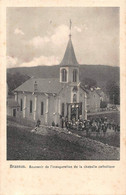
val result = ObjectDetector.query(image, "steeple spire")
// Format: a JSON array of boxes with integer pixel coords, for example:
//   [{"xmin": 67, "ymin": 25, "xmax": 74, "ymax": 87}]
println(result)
[{"xmin": 60, "ymin": 20, "xmax": 79, "ymax": 67}]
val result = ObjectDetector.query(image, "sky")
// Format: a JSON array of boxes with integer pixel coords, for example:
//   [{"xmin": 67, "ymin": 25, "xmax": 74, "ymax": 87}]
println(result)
[{"xmin": 6, "ymin": 7, "xmax": 119, "ymax": 68}]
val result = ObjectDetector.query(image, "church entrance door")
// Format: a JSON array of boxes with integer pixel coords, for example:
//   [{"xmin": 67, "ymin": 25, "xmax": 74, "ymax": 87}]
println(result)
[
  {"xmin": 67, "ymin": 103, "xmax": 82, "ymax": 121},
  {"xmin": 71, "ymin": 105, "xmax": 78, "ymax": 121},
  {"xmin": 13, "ymin": 109, "xmax": 16, "ymax": 117}
]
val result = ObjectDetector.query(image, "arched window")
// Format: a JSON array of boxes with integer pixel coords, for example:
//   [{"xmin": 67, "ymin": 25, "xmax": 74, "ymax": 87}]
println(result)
[
  {"xmin": 73, "ymin": 69, "xmax": 77, "ymax": 82},
  {"xmin": 20, "ymin": 99, "xmax": 23, "ymax": 111},
  {"xmin": 41, "ymin": 102, "xmax": 44, "ymax": 115},
  {"xmin": 73, "ymin": 94, "xmax": 77, "ymax": 103},
  {"xmin": 61, "ymin": 69, "xmax": 67, "ymax": 82},
  {"xmin": 30, "ymin": 100, "xmax": 32, "ymax": 113}
]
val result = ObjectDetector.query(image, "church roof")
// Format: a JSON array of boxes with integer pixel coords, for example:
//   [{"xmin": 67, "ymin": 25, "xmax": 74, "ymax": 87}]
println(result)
[
  {"xmin": 14, "ymin": 78, "xmax": 66, "ymax": 94},
  {"xmin": 14, "ymin": 77, "xmax": 87, "ymax": 95},
  {"xmin": 60, "ymin": 36, "xmax": 79, "ymax": 67}
]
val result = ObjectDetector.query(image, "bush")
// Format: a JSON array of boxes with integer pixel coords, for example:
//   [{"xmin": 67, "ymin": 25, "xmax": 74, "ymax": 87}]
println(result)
[
  {"xmin": 100, "ymin": 101, "xmax": 107, "ymax": 108},
  {"xmin": 52, "ymin": 121, "xmax": 55, "ymax": 126}
]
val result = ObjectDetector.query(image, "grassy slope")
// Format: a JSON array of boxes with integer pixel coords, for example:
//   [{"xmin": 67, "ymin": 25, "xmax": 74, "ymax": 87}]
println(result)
[
  {"xmin": 7, "ymin": 126, "xmax": 89, "ymax": 160},
  {"xmin": 7, "ymin": 111, "xmax": 120, "ymax": 160},
  {"xmin": 7, "ymin": 124, "xmax": 119, "ymax": 160}
]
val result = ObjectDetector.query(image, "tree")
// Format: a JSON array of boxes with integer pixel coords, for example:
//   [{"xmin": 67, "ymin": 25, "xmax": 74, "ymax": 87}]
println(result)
[
  {"xmin": 100, "ymin": 101, "xmax": 107, "ymax": 108},
  {"xmin": 106, "ymin": 80, "xmax": 120, "ymax": 105},
  {"xmin": 81, "ymin": 77, "xmax": 97, "ymax": 89},
  {"xmin": 7, "ymin": 72, "xmax": 30, "ymax": 95}
]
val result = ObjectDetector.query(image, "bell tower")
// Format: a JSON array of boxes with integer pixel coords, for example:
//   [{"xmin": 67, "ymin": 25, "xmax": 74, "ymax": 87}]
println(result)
[
  {"xmin": 60, "ymin": 20, "xmax": 79, "ymax": 84},
  {"xmin": 59, "ymin": 20, "xmax": 87, "ymax": 121}
]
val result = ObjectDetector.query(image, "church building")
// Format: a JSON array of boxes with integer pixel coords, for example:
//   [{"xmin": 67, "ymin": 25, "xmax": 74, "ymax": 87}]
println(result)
[{"xmin": 14, "ymin": 27, "xmax": 87, "ymax": 126}]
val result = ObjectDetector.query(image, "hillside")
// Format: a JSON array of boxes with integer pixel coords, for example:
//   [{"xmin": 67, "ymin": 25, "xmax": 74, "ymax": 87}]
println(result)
[
  {"xmin": 7, "ymin": 64, "xmax": 120, "ymax": 89},
  {"xmin": 7, "ymin": 116, "xmax": 119, "ymax": 160}
]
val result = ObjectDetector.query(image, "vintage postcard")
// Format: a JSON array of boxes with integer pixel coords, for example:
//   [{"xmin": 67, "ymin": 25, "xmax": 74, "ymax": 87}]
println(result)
[{"xmin": 0, "ymin": 0, "xmax": 126, "ymax": 194}]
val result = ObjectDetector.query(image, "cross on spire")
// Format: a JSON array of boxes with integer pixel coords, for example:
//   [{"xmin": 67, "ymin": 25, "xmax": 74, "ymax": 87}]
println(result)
[{"xmin": 69, "ymin": 19, "xmax": 72, "ymax": 38}]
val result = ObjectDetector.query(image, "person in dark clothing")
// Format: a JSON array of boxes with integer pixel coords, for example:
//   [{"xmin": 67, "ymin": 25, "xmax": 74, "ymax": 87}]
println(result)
[
  {"xmin": 61, "ymin": 117, "xmax": 64, "ymax": 128},
  {"xmin": 34, "ymin": 119, "xmax": 41, "ymax": 131},
  {"xmin": 65, "ymin": 116, "xmax": 68, "ymax": 128},
  {"xmin": 36, "ymin": 119, "xmax": 41, "ymax": 127}
]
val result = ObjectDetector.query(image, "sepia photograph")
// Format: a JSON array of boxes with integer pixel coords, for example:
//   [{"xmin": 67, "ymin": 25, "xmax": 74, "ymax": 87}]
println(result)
[{"xmin": 6, "ymin": 7, "xmax": 120, "ymax": 160}]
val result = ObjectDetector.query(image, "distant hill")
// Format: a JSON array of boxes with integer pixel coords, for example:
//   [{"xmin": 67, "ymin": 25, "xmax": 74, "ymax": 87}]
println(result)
[{"xmin": 7, "ymin": 64, "xmax": 120, "ymax": 89}]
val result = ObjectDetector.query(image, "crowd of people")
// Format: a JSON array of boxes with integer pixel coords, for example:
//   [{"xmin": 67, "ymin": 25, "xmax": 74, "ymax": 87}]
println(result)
[
  {"xmin": 35, "ymin": 116, "xmax": 120, "ymax": 135},
  {"xmin": 61, "ymin": 116, "xmax": 120, "ymax": 134}
]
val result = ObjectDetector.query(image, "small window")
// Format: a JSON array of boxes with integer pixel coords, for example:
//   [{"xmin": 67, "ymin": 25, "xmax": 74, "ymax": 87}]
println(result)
[
  {"xmin": 62, "ymin": 69, "xmax": 67, "ymax": 82},
  {"xmin": 30, "ymin": 100, "xmax": 32, "ymax": 113},
  {"xmin": 73, "ymin": 69, "xmax": 77, "ymax": 82},
  {"xmin": 61, "ymin": 103, "xmax": 65, "ymax": 117},
  {"xmin": 41, "ymin": 102, "xmax": 44, "ymax": 115},
  {"xmin": 20, "ymin": 99, "xmax": 23, "ymax": 111},
  {"xmin": 73, "ymin": 94, "xmax": 77, "ymax": 103}
]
